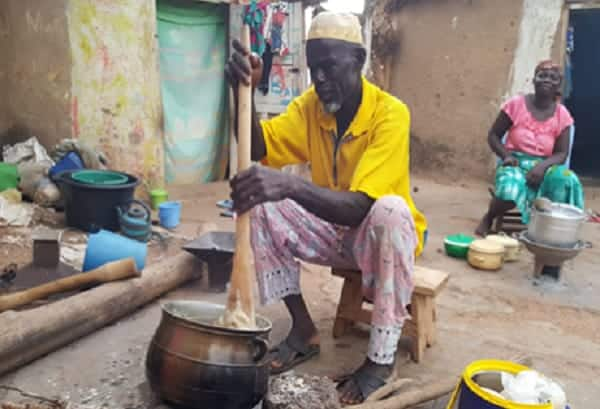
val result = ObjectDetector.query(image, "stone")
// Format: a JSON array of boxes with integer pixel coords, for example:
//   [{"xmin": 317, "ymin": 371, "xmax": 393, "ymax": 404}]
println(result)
[{"xmin": 266, "ymin": 373, "xmax": 341, "ymax": 409}]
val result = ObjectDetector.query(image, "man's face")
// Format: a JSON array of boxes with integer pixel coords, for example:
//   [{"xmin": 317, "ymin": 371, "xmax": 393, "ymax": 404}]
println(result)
[{"xmin": 306, "ymin": 39, "xmax": 363, "ymax": 114}]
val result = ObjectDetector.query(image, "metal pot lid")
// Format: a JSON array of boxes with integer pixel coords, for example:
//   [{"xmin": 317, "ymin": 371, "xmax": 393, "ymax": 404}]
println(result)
[
  {"xmin": 486, "ymin": 234, "xmax": 519, "ymax": 248},
  {"xmin": 536, "ymin": 203, "xmax": 585, "ymax": 220},
  {"xmin": 469, "ymin": 239, "xmax": 505, "ymax": 254}
]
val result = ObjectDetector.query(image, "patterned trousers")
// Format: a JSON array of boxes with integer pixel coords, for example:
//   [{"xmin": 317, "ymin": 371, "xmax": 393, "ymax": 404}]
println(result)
[{"xmin": 251, "ymin": 196, "xmax": 418, "ymax": 364}]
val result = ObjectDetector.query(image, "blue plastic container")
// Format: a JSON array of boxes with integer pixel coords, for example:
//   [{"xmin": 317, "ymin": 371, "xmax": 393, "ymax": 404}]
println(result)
[
  {"xmin": 83, "ymin": 229, "xmax": 147, "ymax": 272},
  {"xmin": 49, "ymin": 151, "xmax": 84, "ymax": 180},
  {"xmin": 158, "ymin": 201, "xmax": 181, "ymax": 229}
]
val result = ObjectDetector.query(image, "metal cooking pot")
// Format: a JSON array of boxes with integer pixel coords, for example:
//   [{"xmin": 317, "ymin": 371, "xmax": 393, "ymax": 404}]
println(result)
[
  {"xmin": 528, "ymin": 203, "xmax": 586, "ymax": 247},
  {"xmin": 146, "ymin": 301, "xmax": 272, "ymax": 409}
]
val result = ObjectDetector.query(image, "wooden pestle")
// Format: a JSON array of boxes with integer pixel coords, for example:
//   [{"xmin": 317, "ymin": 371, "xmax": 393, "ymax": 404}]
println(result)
[
  {"xmin": 0, "ymin": 258, "xmax": 139, "ymax": 313},
  {"xmin": 220, "ymin": 24, "xmax": 256, "ymax": 329}
]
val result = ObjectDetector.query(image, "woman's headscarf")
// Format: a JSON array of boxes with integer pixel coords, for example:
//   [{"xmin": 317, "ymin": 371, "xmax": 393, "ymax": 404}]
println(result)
[
  {"xmin": 534, "ymin": 60, "xmax": 562, "ymax": 100},
  {"xmin": 535, "ymin": 60, "xmax": 561, "ymax": 75}
]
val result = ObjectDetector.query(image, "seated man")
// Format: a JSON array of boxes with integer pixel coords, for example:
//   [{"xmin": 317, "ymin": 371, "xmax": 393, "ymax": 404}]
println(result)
[
  {"xmin": 226, "ymin": 12, "xmax": 427, "ymax": 404},
  {"xmin": 476, "ymin": 60, "xmax": 584, "ymax": 236}
]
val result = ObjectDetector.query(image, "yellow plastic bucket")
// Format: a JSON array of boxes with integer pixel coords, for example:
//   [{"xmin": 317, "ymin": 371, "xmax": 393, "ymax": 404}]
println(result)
[{"xmin": 446, "ymin": 360, "xmax": 553, "ymax": 409}]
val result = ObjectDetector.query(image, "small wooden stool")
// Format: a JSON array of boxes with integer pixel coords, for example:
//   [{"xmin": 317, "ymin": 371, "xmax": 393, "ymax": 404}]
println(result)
[{"xmin": 332, "ymin": 266, "xmax": 449, "ymax": 363}]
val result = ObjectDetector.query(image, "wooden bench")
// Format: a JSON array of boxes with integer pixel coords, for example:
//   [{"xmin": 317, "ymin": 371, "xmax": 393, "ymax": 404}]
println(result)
[{"xmin": 332, "ymin": 266, "xmax": 449, "ymax": 363}]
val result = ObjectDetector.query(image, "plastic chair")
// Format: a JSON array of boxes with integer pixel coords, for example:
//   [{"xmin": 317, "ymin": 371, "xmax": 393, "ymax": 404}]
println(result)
[{"xmin": 497, "ymin": 125, "xmax": 575, "ymax": 168}]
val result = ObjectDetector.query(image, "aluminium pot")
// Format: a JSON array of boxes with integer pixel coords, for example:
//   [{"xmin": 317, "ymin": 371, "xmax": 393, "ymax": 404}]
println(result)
[
  {"xmin": 145, "ymin": 301, "xmax": 272, "ymax": 409},
  {"xmin": 528, "ymin": 203, "xmax": 586, "ymax": 247}
]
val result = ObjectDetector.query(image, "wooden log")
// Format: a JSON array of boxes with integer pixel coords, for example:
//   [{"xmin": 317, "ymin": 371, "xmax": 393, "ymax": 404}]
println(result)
[
  {"xmin": 0, "ymin": 258, "xmax": 139, "ymax": 313},
  {"xmin": 0, "ymin": 252, "xmax": 200, "ymax": 377},
  {"xmin": 348, "ymin": 377, "xmax": 457, "ymax": 409}
]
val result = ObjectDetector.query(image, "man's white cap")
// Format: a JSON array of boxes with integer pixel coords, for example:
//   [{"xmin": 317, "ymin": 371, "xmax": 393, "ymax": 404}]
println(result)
[{"xmin": 307, "ymin": 11, "xmax": 363, "ymax": 45}]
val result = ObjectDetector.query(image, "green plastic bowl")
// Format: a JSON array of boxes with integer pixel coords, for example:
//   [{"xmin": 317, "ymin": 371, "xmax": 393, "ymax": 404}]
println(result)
[
  {"xmin": 71, "ymin": 170, "xmax": 128, "ymax": 186},
  {"xmin": 444, "ymin": 234, "xmax": 475, "ymax": 259}
]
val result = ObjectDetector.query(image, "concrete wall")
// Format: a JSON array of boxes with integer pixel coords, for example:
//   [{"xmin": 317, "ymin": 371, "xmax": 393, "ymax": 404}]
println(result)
[
  {"xmin": 67, "ymin": 0, "xmax": 164, "ymax": 191},
  {"xmin": 0, "ymin": 1, "xmax": 164, "ymax": 190},
  {"xmin": 0, "ymin": 1, "xmax": 71, "ymax": 149},
  {"xmin": 387, "ymin": 0, "xmax": 570, "ymax": 177},
  {"xmin": 507, "ymin": 0, "xmax": 564, "ymax": 98},
  {"xmin": 383, "ymin": 0, "xmax": 519, "ymax": 176}
]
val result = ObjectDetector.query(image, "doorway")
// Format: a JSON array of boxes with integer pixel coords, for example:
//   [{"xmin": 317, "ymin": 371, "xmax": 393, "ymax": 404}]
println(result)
[{"xmin": 564, "ymin": 7, "xmax": 600, "ymax": 178}]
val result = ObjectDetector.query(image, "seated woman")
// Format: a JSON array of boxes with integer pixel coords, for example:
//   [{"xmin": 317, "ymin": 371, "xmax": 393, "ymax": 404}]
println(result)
[{"xmin": 476, "ymin": 60, "xmax": 584, "ymax": 236}]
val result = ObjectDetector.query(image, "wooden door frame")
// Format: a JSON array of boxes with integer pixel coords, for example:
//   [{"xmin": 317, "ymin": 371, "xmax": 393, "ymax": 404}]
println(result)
[{"xmin": 560, "ymin": 0, "xmax": 600, "ymax": 67}]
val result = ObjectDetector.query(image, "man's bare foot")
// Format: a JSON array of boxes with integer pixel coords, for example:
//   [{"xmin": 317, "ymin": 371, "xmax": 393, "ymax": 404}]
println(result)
[
  {"xmin": 337, "ymin": 358, "xmax": 394, "ymax": 405},
  {"xmin": 475, "ymin": 213, "xmax": 493, "ymax": 237}
]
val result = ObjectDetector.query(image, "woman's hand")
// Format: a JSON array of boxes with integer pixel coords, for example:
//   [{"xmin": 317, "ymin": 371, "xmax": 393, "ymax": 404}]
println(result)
[
  {"xmin": 526, "ymin": 163, "xmax": 547, "ymax": 187},
  {"xmin": 502, "ymin": 155, "xmax": 519, "ymax": 167}
]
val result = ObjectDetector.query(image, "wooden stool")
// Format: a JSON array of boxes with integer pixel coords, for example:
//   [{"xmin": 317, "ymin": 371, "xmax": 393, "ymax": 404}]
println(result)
[{"xmin": 332, "ymin": 266, "xmax": 449, "ymax": 363}]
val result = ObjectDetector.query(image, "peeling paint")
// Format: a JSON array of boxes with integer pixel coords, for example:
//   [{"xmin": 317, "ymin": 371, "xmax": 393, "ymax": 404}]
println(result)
[
  {"xmin": 68, "ymin": 0, "xmax": 164, "ymax": 191},
  {"xmin": 507, "ymin": 0, "xmax": 563, "ymax": 97}
]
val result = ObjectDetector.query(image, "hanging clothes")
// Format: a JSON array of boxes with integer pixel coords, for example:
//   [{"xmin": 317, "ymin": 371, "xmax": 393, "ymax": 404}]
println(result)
[
  {"xmin": 259, "ymin": 42, "xmax": 274, "ymax": 95},
  {"xmin": 243, "ymin": 1, "xmax": 269, "ymax": 57},
  {"xmin": 267, "ymin": 3, "xmax": 289, "ymax": 57}
]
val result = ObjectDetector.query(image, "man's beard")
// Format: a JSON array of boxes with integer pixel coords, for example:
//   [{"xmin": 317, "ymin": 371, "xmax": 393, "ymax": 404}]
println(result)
[{"xmin": 323, "ymin": 101, "xmax": 342, "ymax": 114}]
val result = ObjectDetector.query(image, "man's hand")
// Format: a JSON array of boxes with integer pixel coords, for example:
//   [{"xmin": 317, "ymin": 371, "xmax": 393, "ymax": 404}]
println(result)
[
  {"xmin": 502, "ymin": 155, "xmax": 519, "ymax": 167},
  {"xmin": 225, "ymin": 39, "xmax": 263, "ymax": 89},
  {"xmin": 230, "ymin": 166, "xmax": 295, "ymax": 214},
  {"xmin": 526, "ymin": 163, "xmax": 547, "ymax": 187}
]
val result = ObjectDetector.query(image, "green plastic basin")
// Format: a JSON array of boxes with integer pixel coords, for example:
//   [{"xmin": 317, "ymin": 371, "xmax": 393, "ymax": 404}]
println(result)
[
  {"xmin": 71, "ymin": 170, "xmax": 128, "ymax": 186},
  {"xmin": 444, "ymin": 234, "xmax": 475, "ymax": 259}
]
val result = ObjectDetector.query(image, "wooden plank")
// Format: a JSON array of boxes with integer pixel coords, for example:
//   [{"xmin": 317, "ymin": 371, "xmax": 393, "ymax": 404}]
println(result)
[
  {"xmin": 413, "ymin": 266, "xmax": 449, "ymax": 296},
  {"xmin": 334, "ymin": 267, "xmax": 449, "ymax": 297}
]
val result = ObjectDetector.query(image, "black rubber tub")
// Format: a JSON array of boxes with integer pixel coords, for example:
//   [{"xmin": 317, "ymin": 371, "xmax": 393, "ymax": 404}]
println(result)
[{"xmin": 57, "ymin": 170, "xmax": 139, "ymax": 233}]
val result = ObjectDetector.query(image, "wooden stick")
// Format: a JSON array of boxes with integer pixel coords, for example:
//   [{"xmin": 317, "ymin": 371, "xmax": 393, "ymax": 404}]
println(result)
[
  {"xmin": 0, "ymin": 252, "xmax": 199, "ymax": 377},
  {"xmin": 229, "ymin": 87, "xmax": 238, "ymax": 177},
  {"xmin": 0, "ymin": 385, "xmax": 64, "ymax": 408},
  {"xmin": 0, "ymin": 259, "xmax": 138, "ymax": 313},
  {"xmin": 348, "ymin": 376, "xmax": 458, "ymax": 409},
  {"xmin": 224, "ymin": 23, "xmax": 256, "ymax": 328}
]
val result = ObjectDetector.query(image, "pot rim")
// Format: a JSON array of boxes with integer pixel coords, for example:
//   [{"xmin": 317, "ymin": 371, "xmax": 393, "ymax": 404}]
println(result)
[
  {"xmin": 161, "ymin": 300, "xmax": 273, "ymax": 335},
  {"xmin": 57, "ymin": 170, "xmax": 140, "ymax": 190},
  {"xmin": 532, "ymin": 203, "xmax": 587, "ymax": 221},
  {"xmin": 519, "ymin": 232, "xmax": 587, "ymax": 251}
]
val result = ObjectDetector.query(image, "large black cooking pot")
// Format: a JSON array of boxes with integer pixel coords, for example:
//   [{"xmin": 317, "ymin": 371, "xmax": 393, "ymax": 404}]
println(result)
[
  {"xmin": 146, "ymin": 301, "xmax": 272, "ymax": 409},
  {"xmin": 56, "ymin": 170, "xmax": 139, "ymax": 232}
]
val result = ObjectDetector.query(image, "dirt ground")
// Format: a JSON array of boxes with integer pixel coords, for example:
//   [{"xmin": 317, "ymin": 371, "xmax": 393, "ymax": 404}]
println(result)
[{"xmin": 0, "ymin": 175, "xmax": 599, "ymax": 408}]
